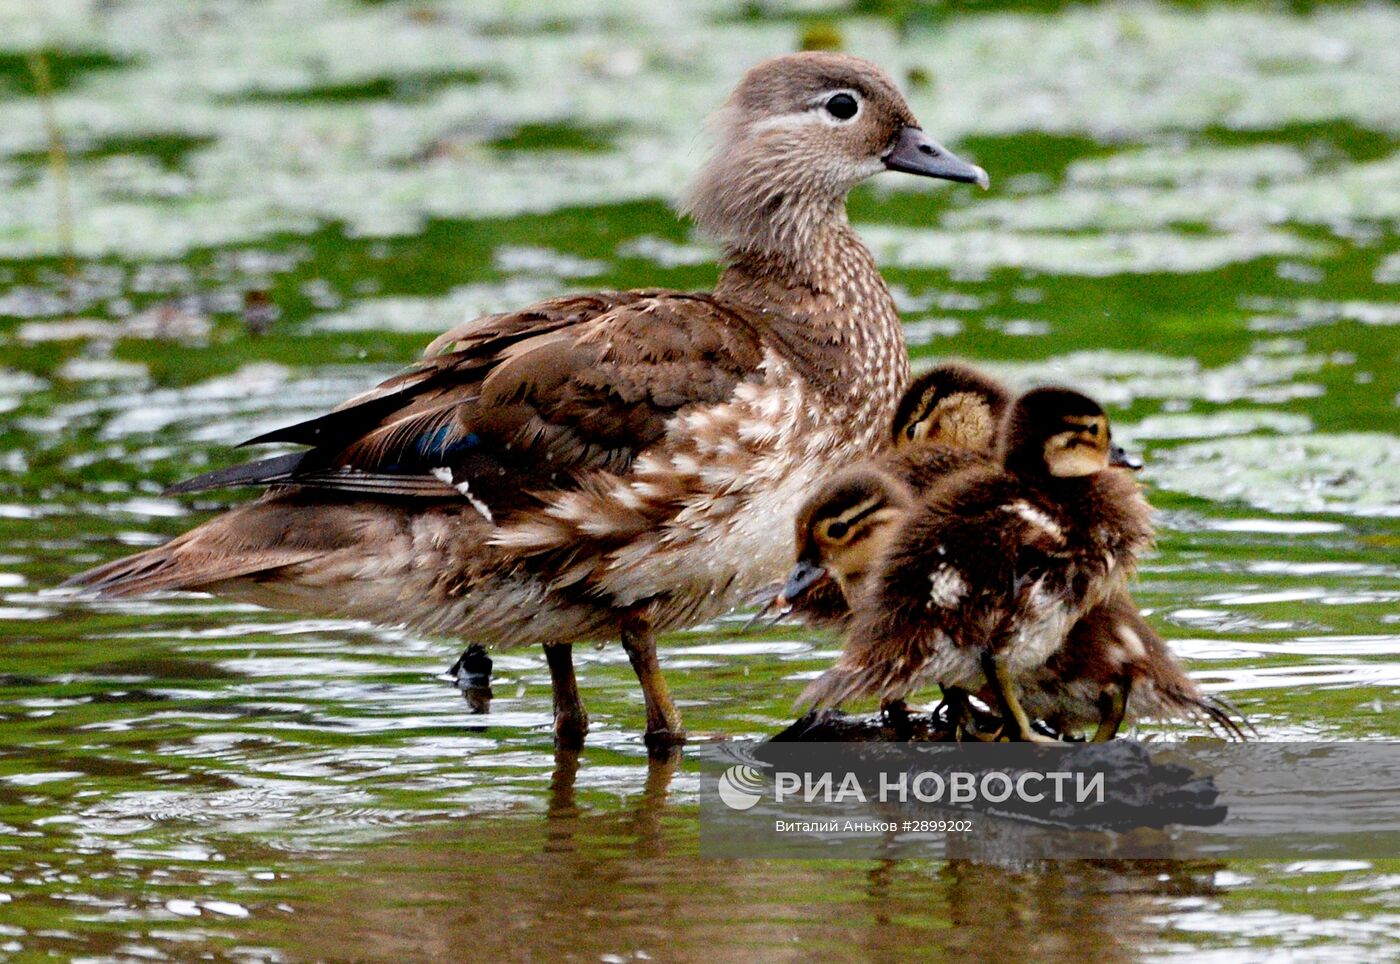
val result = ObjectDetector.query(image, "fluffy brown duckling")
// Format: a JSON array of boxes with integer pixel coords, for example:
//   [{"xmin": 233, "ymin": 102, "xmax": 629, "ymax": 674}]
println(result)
[
  {"xmin": 785, "ymin": 375, "xmax": 1248, "ymax": 740},
  {"xmin": 774, "ymin": 363, "xmax": 1016, "ymax": 733},
  {"xmin": 800, "ymin": 387, "xmax": 1153, "ymax": 742},
  {"xmin": 67, "ymin": 52, "xmax": 990, "ymax": 750},
  {"xmin": 1022, "ymin": 595, "xmax": 1250, "ymax": 740},
  {"xmin": 888, "ymin": 362, "xmax": 1014, "ymax": 484},
  {"xmin": 785, "ymin": 467, "xmax": 917, "ymax": 620},
  {"xmin": 786, "ymin": 465, "xmax": 1248, "ymax": 740},
  {"xmin": 775, "ymin": 362, "xmax": 1012, "ymax": 623}
]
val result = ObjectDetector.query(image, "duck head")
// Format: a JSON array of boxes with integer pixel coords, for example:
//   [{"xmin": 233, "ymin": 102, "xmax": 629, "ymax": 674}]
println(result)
[
  {"xmin": 1000, "ymin": 387, "xmax": 1139, "ymax": 480},
  {"xmin": 783, "ymin": 467, "xmax": 913, "ymax": 606},
  {"xmin": 684, "ymin": 52, "xmax": 988, "ymax": 259},
  {"xmin": 892, "ymin": 362, "xmax": 1012, "ymax": 451}
]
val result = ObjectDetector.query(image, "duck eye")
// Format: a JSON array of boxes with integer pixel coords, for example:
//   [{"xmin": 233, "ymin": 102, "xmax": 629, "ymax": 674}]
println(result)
[
  {"xmin": 824, "ymin": 93, "xmax": 859, "ymax": 120},
  {"xmin": 825, "ymin": 520, "xmax": 850, "ymax": 540}
]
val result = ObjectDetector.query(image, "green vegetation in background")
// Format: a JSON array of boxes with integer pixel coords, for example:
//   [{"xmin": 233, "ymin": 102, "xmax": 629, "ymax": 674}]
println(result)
[
  {"xmin": 0, "ymin": 48, "xmax": 129, "ymax": 97},
  {"xmin": 849, "ymin": 0, "xmax": 1348, "ymax": 23},
  {"xmin": 236, "ymin": 68, "xmax": 492, "ymax": 103},
  {"xmin": 1199, "ymin": 120, "xmax": 1400, "ymax": 165},
  {"xmin": 9, "ymin": 133, "xmax": 215, "ymax": 171},
  {"xmin": 487, "ymin": 121, "xmax": 624, "ymax": 153}
]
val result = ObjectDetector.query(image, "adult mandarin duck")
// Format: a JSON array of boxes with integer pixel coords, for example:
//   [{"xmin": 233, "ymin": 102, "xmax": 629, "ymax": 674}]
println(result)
[{"xmin": 68, "ymin": 52, "xmax": 990, "ymax": 749}]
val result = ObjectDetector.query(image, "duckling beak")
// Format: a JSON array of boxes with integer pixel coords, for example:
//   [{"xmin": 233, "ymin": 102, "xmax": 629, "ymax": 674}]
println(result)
[
  {"xmin": 883, "ymin": 126, "xmax": 990, "ymax": 190},
  {"xmin": 778, "ymin": 559, "xmax": 828, "ymax": 607},
  {"xmin": 1110, "ymin": 443, "xmax": 1144, "ymax": 471}
]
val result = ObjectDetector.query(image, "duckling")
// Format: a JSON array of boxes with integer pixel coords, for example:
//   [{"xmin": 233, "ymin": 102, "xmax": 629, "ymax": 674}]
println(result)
[
  {"xmin": 785, "ymin": 467, "xmax": 916, "ymax": 618},
  {"xmin": 787, "ymin": 374, "xmax": 1246, "ymax": 741},
  {"xmin": 788, "ymin": 466, "xmax": 1247, "ymax": 740},
  {"xmin": 784, "ymin": 467, "xmax": 1252, "ymax": 739},
  {"xmin": 773, "ymin": 364, "xmax": 1008, "ymax": 733},
  {"xmin": 784, "ymin": 467, "xmax": 948, "ymax": 736},
  {"xmin": 1023, "ymin": 596, "xmax": 1251, "ymax": 740},
  {"xmin": 800, "ymin": 387, "xmax": 1153, "ymax": 742},
  {"xmin": 887, "ymin": 362, "xmax": 1014, "ymax": 485},
  {"xmin": 775, "ymin": 362, "xmax": 1012, "ymax": 621},
  {"xmin": 66, "ymin": 52, "xmax": 990, "ymax": 749}
]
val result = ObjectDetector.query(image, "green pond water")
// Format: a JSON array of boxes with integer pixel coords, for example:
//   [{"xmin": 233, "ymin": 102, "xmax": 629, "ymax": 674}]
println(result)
[{"xmin": 2, "ymin": 0, "xmax": 1399, "ymax": 959}]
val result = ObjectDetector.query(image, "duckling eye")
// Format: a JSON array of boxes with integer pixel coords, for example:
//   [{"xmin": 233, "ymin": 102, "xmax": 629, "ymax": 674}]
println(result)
[
  {"xmin": 824, "ymin": 93, "xmax": 859, "ymax": 121},
  {"xmin": 825, "ymin": 520, "xmax": 850, "ymax": 541}
]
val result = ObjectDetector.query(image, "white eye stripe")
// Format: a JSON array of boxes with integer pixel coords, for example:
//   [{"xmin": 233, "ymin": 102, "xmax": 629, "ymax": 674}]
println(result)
[
  {"xmin": 811, "ymin": 88, "xmax": 862, "ymax": 123},
  {"xmin": 810, "ymin": 88, "xmax": 861, "ymax": 105},
  {"xmin": 745, "ymin": 90, "xmax": 863, "ymax": 136}
]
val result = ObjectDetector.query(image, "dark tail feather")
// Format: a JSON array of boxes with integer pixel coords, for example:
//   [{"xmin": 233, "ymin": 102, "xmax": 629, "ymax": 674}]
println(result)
[
  {"xmin": 237, "ymin": 373, "xmax": 444, "ymax": 448},
  {"xmin": 166, "ymin": 455, "xmax": 460, "ymax": 500},
  {"xmin": 163, "ymin": 452, "xmax": 307, "ymax": 495}
]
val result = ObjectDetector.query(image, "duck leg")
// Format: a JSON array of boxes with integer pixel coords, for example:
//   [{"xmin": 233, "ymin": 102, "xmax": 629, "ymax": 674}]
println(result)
[
  {"xmin": 1091, "ymin": 674, "xmax": 1132, "ymax": 743},
  {"xmin": 980, "ymin": 650, "xmax": 1058, "ymax": 744},
  {"xmin": 880, "ymin": 698, "xmax": 913, "ymax": 740},
  {"xmin": 947, "ymin": 687, "xmax": 1003, "ymax": 741},
  {"xmin": 620, "ymin": 616, "xmax": 686, "ymax": 750},
  {"xmin": 938, "ymin": 688, "xmax": 1005, "ymax": 741},
  {"xmin": 449, "ymin": 643, "xmax": 494, "ymax": 715},
  {"xmin": 545, "ymin": 643, "xmax": 589, "ymax": 749},
  {"xmin": 936, "ymin": 688, "xmax": 975, "ymax": 740}
]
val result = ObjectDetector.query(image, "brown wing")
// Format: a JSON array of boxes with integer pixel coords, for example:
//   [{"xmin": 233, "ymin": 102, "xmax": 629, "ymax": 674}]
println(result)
[{"xmin": 167, "ymin": 290, "xmax": 768, "ymax": 519}]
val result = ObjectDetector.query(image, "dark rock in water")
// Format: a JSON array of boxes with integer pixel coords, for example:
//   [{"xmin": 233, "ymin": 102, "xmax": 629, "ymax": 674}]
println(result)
[
  {"xmin": 1026, "ymin": 740, "xmax": 1226, "ymax": 831},
  {"xmin": 770, "ymin": 708, "xmax": 952, "ymax": 742},
  {"xmin": 761, "ymin": 714, "xmax": 1225, "ymax": 831},
  {"xmin": 770, "ymin": 705, "xmax": 1009, "ymax": 742}
]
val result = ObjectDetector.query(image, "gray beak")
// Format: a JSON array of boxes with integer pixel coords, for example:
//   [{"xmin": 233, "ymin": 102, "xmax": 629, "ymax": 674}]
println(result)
[
  {"xmin": 1110, "ymin": 443, "xmax": 1144, "ymax": 471},
  {"xmin": 883, "ymin": 126, "xmax": 989, "ymax": 190},
  {"xmin": 778, "ymin": 559, "xmax": 828, "ymax": 607}
]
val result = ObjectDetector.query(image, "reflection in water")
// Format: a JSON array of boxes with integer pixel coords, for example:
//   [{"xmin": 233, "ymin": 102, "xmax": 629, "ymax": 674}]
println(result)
[
  {"xmin": 279, "ymin": 749, "xmax": 1220, "ymax": 962},
  {"xmin": 546, "ymin": 747, "xmax": 678, "ymax": 858},
  {"xmin": 931, "ymin": 860, "xmax": 1219, "ymax": 962}
]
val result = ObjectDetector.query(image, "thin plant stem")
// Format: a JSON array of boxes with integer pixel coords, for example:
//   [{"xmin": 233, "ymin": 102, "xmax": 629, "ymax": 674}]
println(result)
[{"xmin": 27, "ymin": 51, "xmax": 77, "ymax": 279}]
